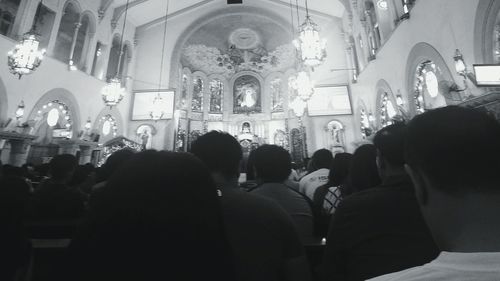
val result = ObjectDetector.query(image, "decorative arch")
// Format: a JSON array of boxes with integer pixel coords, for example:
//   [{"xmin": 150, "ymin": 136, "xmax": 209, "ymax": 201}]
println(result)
[
  {"xmin": 168, "ymin": 6, "xmax": 293, "ymax": 88},
  {"xmin": 405, "ymin": 42, "xmax": 456, "ymax": 115},
  {"xmin": 93, "ymin": 106, "xmax": 124, "ymax": 143},
  {"xmin": 106, "ymin": 34, "xmax": 122, "ymax": 81},
  {"xmin": 357, "ymin": 99, "xmax": 373, "ymax": 139},
  {"xmin": 72, "ymin": 10, "xmax": 96, "ymax": 70},
  {"xmin": 27, "ymin": 89, "xmax": 81, "ymax": 143},
  {"xmin": 0, "ymin": 77, "xmax": 8, "ymax": 123},
  {"xmin": 61, "ymin": 0, "xmax": 82, "ymax": 14},
  {"xmin": 474, "ymin": 0, "xmax": 500, "ymax": 64}
]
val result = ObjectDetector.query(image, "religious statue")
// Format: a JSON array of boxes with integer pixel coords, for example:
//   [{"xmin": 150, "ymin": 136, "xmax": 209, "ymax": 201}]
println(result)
[
  {"xmin": 238, "ymin": 88, "xmax": 256, "ymax": 108},
  {"xmin": 233, "ymin": 75, "xmax": 261, "ymax": 113}
]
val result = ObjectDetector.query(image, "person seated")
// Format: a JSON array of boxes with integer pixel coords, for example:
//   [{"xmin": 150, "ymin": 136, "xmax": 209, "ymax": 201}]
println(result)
[
  {"xmin": 191, "ymin": 132, "xmax": 311, "ymax": 281},
  {"xmin": 29, "ymin": 154, "xmax": 85, "ymax": 221},
  {"xmin": 312, "ymin": 152, "xmax": 352, "ymax": 237},
  {"xmin": 250, "ymin": 144, "xmax": 315, "ymax": 244},
  {"xmin": 370, "ymin": 106, "xmax": 500, "ymax": 280},
  {"xmin": 299, "ymin": 149, "xmax": 333, "ymax": 200},
  {"xmin": 321, "ymin": 124, "xmax": 438, "ymax": 281},
  {"xmin": 340, "ymin": 144, "xmax": 381, "ymax": 197},
  {"xmin": 62, "ymin": 151, "xmax": 236, "ymax": 281},
  {"xmin": 0, "ymin": 176, "xmax": 32, "ymax": 281}
]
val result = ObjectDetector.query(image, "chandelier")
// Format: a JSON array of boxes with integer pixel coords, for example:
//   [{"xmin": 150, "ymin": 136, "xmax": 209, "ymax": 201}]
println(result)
[
  {"xmin": 102, "ymin": 0, "xmax": 130, "ymax": 108},
  {"xmin": 149, "ymin": 0, "xmax": 170, "ymax": 121},
  {"xmin": 101, "ymin": 78, "xmax": 126, "ymax": 107},
  {"xmin": 8, "ymin": 3, "xmax": 46, "ymax": 79},
  {"xmin": 293, "ymin": 0, "xmax": 326, "ymax": 68},
  {"xmin": 291, "ymin": 70, "xmax": 314, "ymax": 102}
]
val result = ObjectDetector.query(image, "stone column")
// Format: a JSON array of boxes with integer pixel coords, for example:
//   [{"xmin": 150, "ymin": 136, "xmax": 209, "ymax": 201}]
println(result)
[
  {"xmin": 68, "ymin": 22, "xmax": 82, "ymax": 66},
  {"xmin": 9, "ymin": 139, "xmax": 31, "ymax": 167}
]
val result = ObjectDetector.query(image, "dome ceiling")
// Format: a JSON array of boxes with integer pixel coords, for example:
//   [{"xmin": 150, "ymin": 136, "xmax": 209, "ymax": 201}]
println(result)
[{"xmin": 108, "ymin": 0, "xmax": 345, "ymax": 27}]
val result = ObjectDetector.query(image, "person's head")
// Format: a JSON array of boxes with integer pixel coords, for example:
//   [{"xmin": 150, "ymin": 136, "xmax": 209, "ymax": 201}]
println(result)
[
  {"xmin": 101, "ymin": 149, "xmax": 135, "ymax": 181},
  {"xmin": 326, "ymin": 153, "xmax": 353, "ymax": 187},
  {"xmin": 190, "ymin": 131, "xmax": 242, "ymax": 183},
  {"xmin": 66, "ymin": 151, "xmax": 235, "ymax": 281},
  {"xmin": 252, "ymin": 145, "xmax": 291, "ymax": 183},
  {"xmin": 49, "ymin": 154, "xmax": 77, "ymax": 183},
  {"xmin": 345, "ymin": 144, "xmax": 381, "ymax": 195},
  {"xmin": 373, "ymin": 123, "xmax": 407, "ymax": 179},
  {"xmin": 405, "ymin": 106, "xmax": 500, "ymax": 250},
  {"xmin": 310, "ymin": 149, "xmax": 334, "ymax": 170}
]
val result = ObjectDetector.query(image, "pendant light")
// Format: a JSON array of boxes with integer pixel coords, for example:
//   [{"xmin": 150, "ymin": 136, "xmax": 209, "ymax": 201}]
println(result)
[
  {"xmin": 150, "ymin": 0, "xmax": 170, "ymax": 121},
  {"xmin": 293, "ymin": 0, "xmax": 326, "ymax": 68},
  {"xmin": 8, "ymin": 1, "xmax": 46, "ymax": 79},
  {"xmin": 101, "ymin": 0, "xmax": 130, "ymax": 108}
]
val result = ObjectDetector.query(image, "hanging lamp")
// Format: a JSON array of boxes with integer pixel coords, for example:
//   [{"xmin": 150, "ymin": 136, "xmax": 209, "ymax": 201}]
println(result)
[
  {"xmin": 293, "ymin": 0, "xmax": 326, "ymax": 68},
  {"xmin": 150, "ymin": 0, "xmax": 170, "ymax": 121},
  {"xmin": 101, "ymin": 0, "xmax": 130, "ymax": 108},
  {"xmin": 8, "ymin": 1, "xmax": 46, "ymax": 79}
]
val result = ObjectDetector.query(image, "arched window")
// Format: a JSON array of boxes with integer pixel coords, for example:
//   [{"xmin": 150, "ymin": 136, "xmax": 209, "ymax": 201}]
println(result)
[
  {"xmin": 360, "ymin": 108, "xmax": 374, "ymax": 139},
  {"xmin": 54, "ymin": 3, "xmax": 80, "ymax": 63},
  {"xmin": 33, "ymin": 100, "xmax": 74, "ymax": 143},
  {"xmin": 380, "ymin": 92, "xmax": 397, "ymax": 127},
  {"xmin": 209, "ymin": 78, "xmax": 223, "ymax": 113},
  {"xmin": 106, "ymin": 36, "xmax": 121, "ymax": 80},
  {"xmin": 271, "ymin": 78, "xmax": 283, "ymax": 112},
  {"xmin": 192, "ymin": 77, "xmax": 204, "ymax": 112},
  {"xmin": 494, "ymin": 12, "xmax": 500, "ymax": 63},
  {"xmin": 118, "ymin": 44, "xmax": 131, "ymax": 83},
  {"xmin": 364, "ymin": 1, "xmax": 381, "ymax": 57},
  {"xmin": 72, "ymin": 14, "xmax": 93, "ymax": 70},
  {"xmin": 0, "ymin": 0, "xmax": 20, "ymax": 37},
  {"xmin": 180, "ymin": 73, "xmax": 189, "ymax": 110},
  {"xmin": 413, "ymin": 60, "xmax": 447, "ymax": 113}
]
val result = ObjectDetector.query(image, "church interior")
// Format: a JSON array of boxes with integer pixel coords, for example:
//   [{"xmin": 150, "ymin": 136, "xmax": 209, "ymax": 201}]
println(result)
[
  {"xmin": 3, "ymin": 1, "xmax": 500, "ymax": 281},
  {"xmin": 0, "ymin": 0, "xmax": 497, "ymax": 166}
]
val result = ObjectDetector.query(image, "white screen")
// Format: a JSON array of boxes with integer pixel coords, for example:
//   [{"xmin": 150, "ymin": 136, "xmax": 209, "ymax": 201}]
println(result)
[{"xmin": 307, "ymin": 85, "xmax": 352, "ymax": 116}]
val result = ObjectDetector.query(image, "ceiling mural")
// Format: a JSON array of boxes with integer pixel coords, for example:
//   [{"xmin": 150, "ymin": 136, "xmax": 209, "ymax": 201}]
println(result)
[{"xmin": 182, "ymin": 42, "xmax": 296, "ymax": 77}]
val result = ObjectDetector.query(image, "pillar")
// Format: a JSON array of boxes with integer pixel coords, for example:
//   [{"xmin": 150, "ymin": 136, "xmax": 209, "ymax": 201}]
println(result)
[{"xmin": 9, "ymin": 139, "xmax": 31, "ymax": 167}]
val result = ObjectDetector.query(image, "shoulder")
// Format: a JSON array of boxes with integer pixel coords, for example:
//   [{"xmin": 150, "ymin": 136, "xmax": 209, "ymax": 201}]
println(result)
[{"xmin": 368, "ymin": 265, "xmax": 433, "ymax": 281}]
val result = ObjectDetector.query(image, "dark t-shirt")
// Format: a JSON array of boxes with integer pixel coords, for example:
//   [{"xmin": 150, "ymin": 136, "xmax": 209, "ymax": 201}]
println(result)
[
  {"xmin": 30, "ymin": 181, "xmax": 86, "ymax": 220},
  {"xmin": 321, "ymin": 174, "xmax": 439, "ymax": 281},
  {"xmin": 220, "ymin": 185, "xmax": 305, "ymax": 281}
]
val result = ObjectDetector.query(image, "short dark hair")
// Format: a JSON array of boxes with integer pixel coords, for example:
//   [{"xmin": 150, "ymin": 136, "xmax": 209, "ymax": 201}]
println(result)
[
  {"xmin": 190, "ymin": 131, "xmax": 242, "ymax": 180},
  {"xmin": 252, "ymin": 145, "xmax": 291, "ymax": 182},
  {"xmin": 50, "ymin": 154, "xmax": 77, "ymax": 180},
  {"xmin": 405, "ymin": 106, "xmax": 500, "ymax": 192},
  {"xmin": 311, "ymin": 149, "xmax": 333, "ymax": 170},
  {"xmin": 373, "ymin": 123, "xmax": 407, "ymax": 167}
]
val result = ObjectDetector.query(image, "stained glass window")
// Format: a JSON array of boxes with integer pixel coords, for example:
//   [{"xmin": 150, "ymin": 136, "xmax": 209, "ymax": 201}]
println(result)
[
  {"xmin": 209, "ymin": 79, "xmax": 223, "ymax": 113},
  {"xmin": 181, "ymin": 74, "xmax": 188, "ymax": 110},
  {"xmin": 192, "ymin": 77, "xmax": 203, "ymax": 112},
  {"xmin": 271, "ymin": 78, "xmax": 283, "ymax": 112}
]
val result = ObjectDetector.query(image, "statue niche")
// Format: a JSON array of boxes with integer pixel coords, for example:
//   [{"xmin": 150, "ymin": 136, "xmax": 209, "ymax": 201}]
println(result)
[{"xmin": 233, "ymin": 75, "xmax": 261, "ymax": 114}]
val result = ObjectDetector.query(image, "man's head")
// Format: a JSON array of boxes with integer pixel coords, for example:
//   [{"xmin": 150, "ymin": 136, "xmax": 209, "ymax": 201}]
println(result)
[
  {"xmin": 252, "ymin": 145, "xmax": 291, "ymax": 183},
  {"xmin": 190, "ymin": 131, "xmax": 242, "ymax": 183},
  {"xmin": 373, "ymin": 123, "xmax": 407, "ymax": 179},
  {"xmin": 405, "ymin": 106, "xmax": 500, "ymax": 250},
  {"xmin": 50, "ymin": 154, "xmax": 78, "ymax": 183},
  {"xmin": 405, "ymin": 106, "xmax": 500, "ymax": 194},
  {"xmin": 310, "ymin": 149, "xmax": 333, "ymax": 170}
]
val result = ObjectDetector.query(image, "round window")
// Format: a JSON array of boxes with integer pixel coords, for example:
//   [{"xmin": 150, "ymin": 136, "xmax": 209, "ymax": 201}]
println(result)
[
  {"xmin": 47, "ymin": 108, "xmax": 60, "ymax": 127},
  {"xmin": 102, "ymin": 120, "xmax": 111, "ymax": 136}
]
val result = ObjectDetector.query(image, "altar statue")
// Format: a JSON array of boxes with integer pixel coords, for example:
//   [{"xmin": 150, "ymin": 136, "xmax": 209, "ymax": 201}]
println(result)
[{"xmin": 238, "ymin": 87, "xmax": 256, "ymax": 108}]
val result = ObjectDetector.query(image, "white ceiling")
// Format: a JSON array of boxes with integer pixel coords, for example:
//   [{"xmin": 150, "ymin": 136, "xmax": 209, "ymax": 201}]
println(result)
[{"xmin": 110, "ymin": 0, "xmax": 346, "ymax": 27}]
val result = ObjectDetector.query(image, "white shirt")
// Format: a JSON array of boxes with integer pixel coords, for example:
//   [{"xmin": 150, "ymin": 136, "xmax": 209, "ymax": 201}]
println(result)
[
  {"xmin": 369, "ymin": 251, "xmax": 500, "ymax": 281},
  {"xmin": 298, "ymin": 168, "xmax": 329, "ymax": 200}
]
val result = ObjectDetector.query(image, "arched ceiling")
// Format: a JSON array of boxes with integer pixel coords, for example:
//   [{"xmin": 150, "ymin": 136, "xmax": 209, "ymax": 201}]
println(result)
[{"xmin": 107, "ymin": 0, "xmax": 345, "ymax": 27}]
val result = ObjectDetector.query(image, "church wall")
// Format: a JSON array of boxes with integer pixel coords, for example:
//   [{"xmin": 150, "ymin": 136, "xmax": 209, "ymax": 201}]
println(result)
[
  {"xmin": 133, "ymin": 2, "xmax": 353, "ymax": 152},
  {"xmin": 345, "ymin": 0, "xmax": 485, "ymax": 139}
]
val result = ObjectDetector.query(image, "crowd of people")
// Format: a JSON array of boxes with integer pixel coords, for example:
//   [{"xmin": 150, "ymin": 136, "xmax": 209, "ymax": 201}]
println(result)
[{"xmin": 1, "ymin": 105, "xmax": 500, "ymax": 281}]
